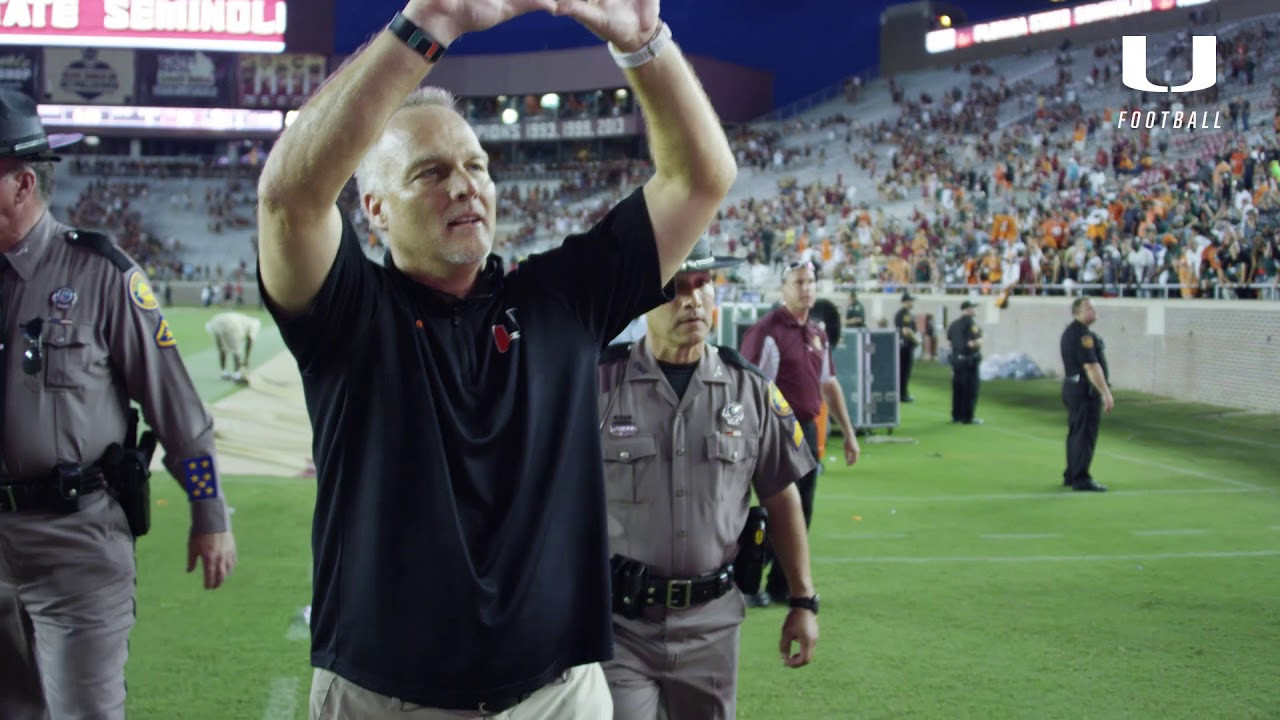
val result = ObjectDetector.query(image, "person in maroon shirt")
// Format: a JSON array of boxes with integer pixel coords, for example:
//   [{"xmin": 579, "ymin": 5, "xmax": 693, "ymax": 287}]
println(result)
[{"xmin": 740, "ymin": 261, "xmax": 859, "ymax": 606}]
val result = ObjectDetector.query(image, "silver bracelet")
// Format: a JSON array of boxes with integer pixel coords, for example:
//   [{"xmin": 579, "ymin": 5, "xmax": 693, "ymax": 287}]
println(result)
[{"xmin": 609, "ymin": 22, "xmax": 672, "ymax": 69}]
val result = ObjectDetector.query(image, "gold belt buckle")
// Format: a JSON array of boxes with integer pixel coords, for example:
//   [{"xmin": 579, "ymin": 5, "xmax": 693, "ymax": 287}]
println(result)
[{"xmin": 666, "ymin": 579, "xmax": 693, "ymax": 609}]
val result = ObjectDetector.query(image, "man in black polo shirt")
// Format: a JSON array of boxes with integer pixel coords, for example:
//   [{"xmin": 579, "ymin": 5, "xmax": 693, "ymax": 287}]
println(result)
[
  {"xmin": 947, "ymin": 300, "xmax": 983, "ymax": 424},
  {"xmin": 1060, "ymin": 297, "xmax": 1113, "ymax": 492},
  {"xmin": 254, "ymin": 1, "xmax": 737, "ymax": 717}
]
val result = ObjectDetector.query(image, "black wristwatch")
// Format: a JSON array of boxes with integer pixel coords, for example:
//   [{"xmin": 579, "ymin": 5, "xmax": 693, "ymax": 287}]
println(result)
[
  {"xmin": 789, "ymin": 595, "xmax": 819, "ymax": 615},
  {"xmin": 388, "ymin": 12, "xmax": 448, "ymax": 63}
]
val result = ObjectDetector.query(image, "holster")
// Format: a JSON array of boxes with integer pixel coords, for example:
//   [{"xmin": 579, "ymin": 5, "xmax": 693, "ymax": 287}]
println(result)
[
  {"xmin": 610, "ymin": 555, "xmax": 650, "ymax": 620},
  {"xmin": 733, "ymin": 506, "xmax": 770, "ymax": 595},
  {"xmin": 102, "ymin": 410, "xmax": 156, "ymax": 538}
]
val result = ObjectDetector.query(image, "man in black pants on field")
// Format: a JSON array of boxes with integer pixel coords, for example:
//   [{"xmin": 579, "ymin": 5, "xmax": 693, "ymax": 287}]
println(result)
[
  {"xmin": 1059, "ymin": 297, "xmax": 1113, "ymax": 492},
  {"xmin": 894, "ymin": 291, "xmax": 918, "ymax": 402},
  {"xmin": 947, "ymin": 300, "xmax": 982, "ymax": 424}
]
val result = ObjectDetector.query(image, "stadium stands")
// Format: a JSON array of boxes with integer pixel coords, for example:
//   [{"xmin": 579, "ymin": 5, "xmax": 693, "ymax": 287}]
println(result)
[{"xmin": 45, "ymin": 9, "xmax": 1280, "ymax": 302}]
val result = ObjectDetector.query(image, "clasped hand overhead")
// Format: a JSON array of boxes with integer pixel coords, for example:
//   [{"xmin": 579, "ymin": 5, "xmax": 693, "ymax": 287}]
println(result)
[{"xmin": 404, "ymin": 0, "xmax": 660, "ymax": 52}]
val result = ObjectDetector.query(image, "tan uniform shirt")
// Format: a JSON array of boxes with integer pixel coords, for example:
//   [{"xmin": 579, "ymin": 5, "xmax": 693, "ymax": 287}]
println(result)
[
  {"xmin": 0, "ymin": 211, "xmax": 226, "ymax": 533},
  {"xmin": 204, "ymin": 312, "xmax": 261, "ymax": 357},
  {"xmin": 597, "ymin": 340, "xmax": 816, "ymax": 579}
]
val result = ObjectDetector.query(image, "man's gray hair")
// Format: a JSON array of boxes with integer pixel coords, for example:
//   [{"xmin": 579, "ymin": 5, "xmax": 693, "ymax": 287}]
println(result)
[
  {"xmin": 25, "ymin": 161, "xmax": 55, "ymax": 204},
  {"xmin": 354, "ymin": 86, "xmax": 458, "ymax": 199}
]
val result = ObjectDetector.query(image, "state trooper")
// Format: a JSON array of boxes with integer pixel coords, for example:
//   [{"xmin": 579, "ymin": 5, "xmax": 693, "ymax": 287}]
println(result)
[
  {"xmin": 597, "ymin": 240, "xmax": 819, "ymax": 720},
  {"xmin": 0, "ymin": 88, "xmax": 236, "ymax": 719}
]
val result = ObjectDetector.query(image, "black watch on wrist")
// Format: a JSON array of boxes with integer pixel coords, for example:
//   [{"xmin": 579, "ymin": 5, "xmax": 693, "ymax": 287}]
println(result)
[
  {"xmin": 789, "ymin": 594, "xmax": 819, "ymax": 615},
  {"xmin": 388, "ymin": 12, "xmax": 447, "ymax": 63}
]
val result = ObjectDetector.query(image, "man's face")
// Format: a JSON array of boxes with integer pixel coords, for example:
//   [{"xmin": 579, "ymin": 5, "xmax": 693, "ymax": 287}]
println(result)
[
  {"xmin": 1076, "ymin": 299, "xmax": 1097, "ymax": 325},
  {"xmin": 781, "ymin": 264, "xmax": 816, "ymax": 311},
  {"xmin": 363, "ymin": 105, "xmax": 497, "ymax": 270},
  {"xmin": 647, "ymin": 271, "xmax": 714, "ymax": 349},
  {"xmin": 0, "ymin": 159, "xmax": 36, "ymax": 246}
]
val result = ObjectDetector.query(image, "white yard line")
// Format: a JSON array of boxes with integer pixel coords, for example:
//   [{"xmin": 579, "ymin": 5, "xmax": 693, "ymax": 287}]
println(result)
[
  {"xmin": 821, "ymin": 487, "xmax": 1263, "ymax": 502},
  {"xmin": 826, "ymin": 532, "xmax": 908, "ymax": 540},
  {"xmin": 261, "ymin": 676, "xmax": 300, "ymax": 720},
  {"xmin": 813, "ymin": 550, "xmax": 1280, "ymax": 565},
  {"xmin": 1144, "ymin": 423, "xmax": 1277, "ymax": 449},
  {"xmin": 979, "ymin": 423, "xmax": 1269, "ymax": 491}
]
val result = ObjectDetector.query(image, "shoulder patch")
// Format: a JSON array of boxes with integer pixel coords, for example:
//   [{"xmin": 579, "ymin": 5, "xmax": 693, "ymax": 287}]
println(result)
[
  {"xmin": 599, "ymin": 342, "xmax": 633, "ymax": 365},
  {"xmin": 128, "ymin": 271, "xmax": 160, "ymax": 311},
  {"xmin": 716, "ymin": 345, "xmax": 768, "ymax": 381},
  {"xmin": 1081, "ymin": 335, "xmax": 1094, "ymax": 349},
  {"xmin": 64, "ymin": 229, "xmax": 132, "ymax": 272},
  {"xmin": 154, "ymin": 317, "xmax": 177, "ymax": 348},
  {"xmin": 768, "ymin": 383, "xmax": 794, "ymax": 418},
  {"xmin": 792, "ymin": 418, "xmax": 806, "ymax": 449}
]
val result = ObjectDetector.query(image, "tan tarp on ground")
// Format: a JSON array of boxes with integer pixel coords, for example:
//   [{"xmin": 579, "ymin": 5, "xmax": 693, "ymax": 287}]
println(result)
[{"xmin": 152, "ymin": 350, "xmax": 314, "ymax": 478}]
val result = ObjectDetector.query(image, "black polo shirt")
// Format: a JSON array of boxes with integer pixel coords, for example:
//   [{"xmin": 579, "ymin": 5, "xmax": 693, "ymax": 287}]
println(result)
[
  {"xmin": 262, "ymin": 189, "xmax": 669, "ymax": 708},
  {"xmin": 1060, "ymin": 319, "xmax": 1108, "ymax": 381},
  {"xmin": 947, "ymin": 315, "xmax": 979, "ymax": 359}
]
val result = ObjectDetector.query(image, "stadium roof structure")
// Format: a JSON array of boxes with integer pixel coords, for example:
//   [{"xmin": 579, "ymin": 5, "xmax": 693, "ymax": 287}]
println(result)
[{"xmin": 334, "ymin": 0, "xmax": 1051, "ymax": 108}]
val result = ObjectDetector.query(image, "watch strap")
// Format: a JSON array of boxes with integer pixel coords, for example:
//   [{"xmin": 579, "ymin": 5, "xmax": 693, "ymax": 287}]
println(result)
[
  {"xmin": 789, "ymin": 595, "xmax": 819, "ymax": 614},
  {"xmin": 388, "ymin": 12, "xmax": 447, "ymax": 63}
]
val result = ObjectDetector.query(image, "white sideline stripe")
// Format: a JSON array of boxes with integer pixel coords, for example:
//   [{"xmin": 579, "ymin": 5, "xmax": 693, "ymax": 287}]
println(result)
[
  {"xmin": 821, "ymin": 488, "xmax": 1262, "ymax": 502},
  {"xmin": 827, "ymin": 532, "xmax": 908, "ymax": 540},
  {"xmin": 1145, "ymin": 422, "xmax": 1276, "ymax": 448},
  {"xmin": 981, "ymin": 533, "xmax": 1061, "ymax": 540},
  {"xmin": 979, "ymin": 423, "xmax": 1268, "ymax": 491},
  {"xmin": 1132, "ymin": 529, "xmax": 1209, "ymax": 537},
  {"xmin": 813, "ymin": 550, "xmax": 1280, "ymax": 565},
  {"xmin": 261, "ymin": 676, "xmax": 300, "ymax": 720},
  {"xmin": 285, "ymin": 622, "xmax": 308, "ymax": 642}
]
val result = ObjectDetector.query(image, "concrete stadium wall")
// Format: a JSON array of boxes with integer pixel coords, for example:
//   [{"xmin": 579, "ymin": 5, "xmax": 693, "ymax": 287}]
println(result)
[
  {"xmin": 164, "ymin": 276, "xmax": 1280, "ymax": 413},
  {"xmin": 842, "ymin": 293, "xmax": 1280, "ymax": 413}
]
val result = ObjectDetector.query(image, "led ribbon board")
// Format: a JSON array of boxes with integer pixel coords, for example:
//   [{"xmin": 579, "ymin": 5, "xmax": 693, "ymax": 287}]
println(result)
[{"xmin": 0, "ymin": 1, "xmax": 288, "ymax": 54}]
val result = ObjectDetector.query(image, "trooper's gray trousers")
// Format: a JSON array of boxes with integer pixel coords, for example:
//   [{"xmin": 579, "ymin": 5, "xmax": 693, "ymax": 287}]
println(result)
[{"xmin": 0, "ymin": 490, "xmax": 136, "ymax": 720}]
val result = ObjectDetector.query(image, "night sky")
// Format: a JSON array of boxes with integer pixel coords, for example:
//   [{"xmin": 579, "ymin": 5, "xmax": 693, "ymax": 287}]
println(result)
[{"xmin": 332, "ymin": 0, "xmax": 1059, "ymax": 108}]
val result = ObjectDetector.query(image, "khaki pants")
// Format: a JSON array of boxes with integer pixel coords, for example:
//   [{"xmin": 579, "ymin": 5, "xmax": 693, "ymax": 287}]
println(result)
[
  {"xmin": 310, "ymin": 662, "xmax": 612, "ymax": 719},
  {"xmin": 604, "ymin": 592, "xmax": 743, "ymax": 720},
  {"xmin": 0, "ymin": 491, "xmax": 137, "ymax": 720}
]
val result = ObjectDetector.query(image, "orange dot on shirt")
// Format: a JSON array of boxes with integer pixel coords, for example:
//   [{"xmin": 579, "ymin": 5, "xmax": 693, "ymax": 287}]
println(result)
[{"xmin": 415, "ymin": 320, "xmax": 424, "ymax": 329}]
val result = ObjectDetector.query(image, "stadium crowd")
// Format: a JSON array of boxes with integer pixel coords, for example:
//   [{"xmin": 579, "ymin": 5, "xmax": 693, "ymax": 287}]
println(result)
[{"xmin": 50, "ymin": 15, "xmax": 1280, "ymax": 301}]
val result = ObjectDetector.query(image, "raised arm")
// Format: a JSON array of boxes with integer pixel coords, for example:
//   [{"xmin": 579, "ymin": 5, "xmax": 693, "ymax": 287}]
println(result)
[
  {"xmin": 257, "ymin": 0, "xmax": 554, "ymax": 314},
  {"xmin": 555, "ymin": 1, "xmax": 737, "ymax": 283}
]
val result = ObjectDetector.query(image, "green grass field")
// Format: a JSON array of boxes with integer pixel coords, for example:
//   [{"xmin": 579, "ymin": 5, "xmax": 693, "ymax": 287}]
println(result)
[{"xmin": 124, "ymin": 307, "xmax": 1280, "ymax": 719}]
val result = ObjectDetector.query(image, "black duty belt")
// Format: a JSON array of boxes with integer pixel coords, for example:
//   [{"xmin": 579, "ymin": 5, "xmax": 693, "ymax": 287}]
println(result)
[
  {"xmin": 0, "ymin": 464, "xmax": 107, "ymax": 513},
  {"xmin": 646, "ymin": 564, "xmax": 736, "ymax": 610}
]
